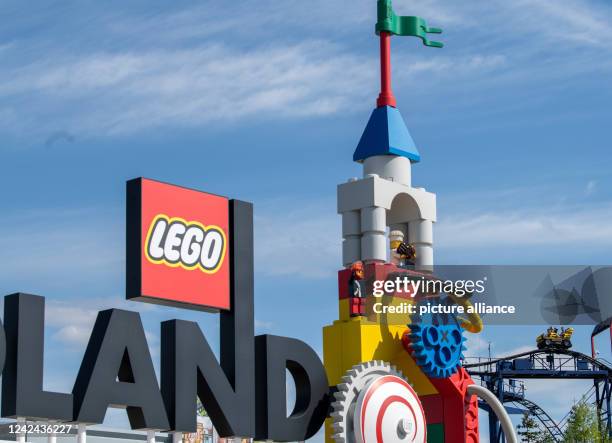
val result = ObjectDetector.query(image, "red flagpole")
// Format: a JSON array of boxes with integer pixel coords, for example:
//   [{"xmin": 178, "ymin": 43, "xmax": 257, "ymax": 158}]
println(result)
[{"xmin": 377, "ymin": 31, "xmax": 397, "ymax": 108}]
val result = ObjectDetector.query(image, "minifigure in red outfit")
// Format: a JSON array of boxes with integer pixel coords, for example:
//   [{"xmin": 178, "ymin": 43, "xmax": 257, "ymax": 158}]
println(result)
[{"xmin": 348, "ymin": 261, "xmax": 367, "ymax": 317}]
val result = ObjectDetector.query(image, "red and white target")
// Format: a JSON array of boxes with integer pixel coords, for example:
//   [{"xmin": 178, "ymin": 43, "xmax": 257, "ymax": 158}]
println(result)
[{"xmin": 354, "ymin": 375, "xmax": 427, "ymax": 443}]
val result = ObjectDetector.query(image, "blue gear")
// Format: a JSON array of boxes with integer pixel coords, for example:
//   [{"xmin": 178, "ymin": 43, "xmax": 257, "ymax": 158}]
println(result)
[{"xmin": 407, "ymin": 322, "xmax": 466, "ymax": 378}]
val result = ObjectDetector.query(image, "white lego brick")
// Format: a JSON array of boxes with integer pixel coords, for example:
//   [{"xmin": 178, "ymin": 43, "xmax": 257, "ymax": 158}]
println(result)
[
  {"xmin": 415, "ymin": 245, "xmax": 434, "ymax": 272},
  {"xmin": 363, "ymin": 155, "xmax": 411, "ymax": 186},
  {"xmin": 409, "ymin": 219, "xmax": 433, "ymax": 245},
  {"xmin": 360, "ymin": 206, "xmax": 386, "ymax": 233},
  {"xmin": 338, "ymin": 176, "xmax": 436, "ymax": 222},
  {"xmin": 342, "ymin": 237, "xmax": 361, "ymax": 266},
  {"xmin": 361, "ymin": 232, "xmax": 387, "ymax": 263},
  {"xmin": 337, "ymin": 178, "xmax": 376, "ymax": 212},
  {"xmin": 341, "ymin": 210, "xmax": 361, "ymax": 236}
]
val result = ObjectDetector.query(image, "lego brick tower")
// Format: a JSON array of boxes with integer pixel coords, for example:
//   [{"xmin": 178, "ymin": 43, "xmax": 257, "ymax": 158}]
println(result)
[{"xmin": 323, "ymin": 2, "xmax": 479, "ymax": 442}]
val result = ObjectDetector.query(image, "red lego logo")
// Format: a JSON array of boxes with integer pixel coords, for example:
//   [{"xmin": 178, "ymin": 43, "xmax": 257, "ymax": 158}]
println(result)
[{"xmin": 126, "ymin": 178, "xmax": 230, "ymax": 311}]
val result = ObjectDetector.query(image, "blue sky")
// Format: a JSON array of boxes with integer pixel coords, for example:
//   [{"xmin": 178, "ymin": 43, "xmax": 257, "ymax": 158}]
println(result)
[{"xmin": 1, "ymin": 0, "xmax": 611, "ymax": 441}]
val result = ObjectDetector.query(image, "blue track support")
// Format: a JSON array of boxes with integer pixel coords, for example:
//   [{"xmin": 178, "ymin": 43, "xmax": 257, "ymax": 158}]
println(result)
[
  {"xmin": 608, "ymin": 380, "xmax": 611, "ymax": 438},
  {"xmin": 486, "ymin": 377, "xmax": 499, "ymax": 443},
  {"xmin": 467, "ymin": 348, "xmax": 612, "ymax": 442},
  {"xmin": 498, "ymin": 376, "xmax": 506, "ymax": 443},
  {"xmin": 595, "ymin": 378, "xmax": 612, "ymax": 438}
]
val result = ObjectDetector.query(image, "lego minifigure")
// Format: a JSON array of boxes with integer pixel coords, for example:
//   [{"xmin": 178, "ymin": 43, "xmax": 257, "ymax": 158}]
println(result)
[
  {"xmin": 348, "ymin": 261, "xmax": 367, "ymax": 316},
  {"xmin": 389, "ymin": 230, "xmax": 417, "ymax": 268}
]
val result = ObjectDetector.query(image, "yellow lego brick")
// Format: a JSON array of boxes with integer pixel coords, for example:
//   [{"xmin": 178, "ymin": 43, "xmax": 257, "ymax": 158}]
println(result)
[
  {"xmin": 324, "ymin": 418, "xmax": 334, "ymax": 443},
  {"xmin": 322, "ymin": 323, "xmax": 343, "ymax": 385},
  {"xmin": 323, "ymin": 318, "xmax": 438, "ymax": 394},
  {"xmin": 323, "ymin": 297, "xmax": 440, "ymax": 443},
  {"xmin": 338, "ymin": 298, "xmax": 350, "ymax": 321},
  {"xmin": 392, "ymin": 342, "xmax": 438, "ymax": 396}
]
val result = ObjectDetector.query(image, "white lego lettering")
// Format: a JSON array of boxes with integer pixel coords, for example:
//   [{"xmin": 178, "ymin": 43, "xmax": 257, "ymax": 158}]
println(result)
[
  {"xmin": 148, "ymin": 218, "xmax": 167, "ymax": 260},
  {"xmin": 145, "ymin": 215, "xmax": 226, "ymax": 273}
]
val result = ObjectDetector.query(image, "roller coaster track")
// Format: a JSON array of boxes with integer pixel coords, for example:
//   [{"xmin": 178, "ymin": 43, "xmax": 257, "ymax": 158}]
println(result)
[
  {"xmin": 512, "ymin": 397, "xmax": 564, "ymax": 442},
  {"xmin": 464, "ymin": 348, "xmax": 612, "ymax": 442},
  {"xmin": 464, "ymin": 348, "xmax": 612, "ymax": 377},
  {"xmin": 557, "ymin": 384, "xmax": 596, "ymax": 431},
  {"xmin": 474, "ymin": 377, "xmax": 564, "ymax": 441},
  {"xmin": 599, "ymin": 357, "xmax": 612, "ymax": 368}
]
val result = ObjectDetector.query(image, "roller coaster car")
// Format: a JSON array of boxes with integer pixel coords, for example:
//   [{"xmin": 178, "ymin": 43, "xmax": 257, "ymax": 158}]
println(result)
[{"xmin": 536, "ymin": 327, "xmax": 574, "ymax": 350}]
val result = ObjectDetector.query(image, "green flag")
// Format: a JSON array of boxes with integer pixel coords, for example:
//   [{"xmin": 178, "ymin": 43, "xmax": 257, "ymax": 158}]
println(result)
[{"xmin": 376, "ymin": 0, "xmax": 443, "ymax": 48}]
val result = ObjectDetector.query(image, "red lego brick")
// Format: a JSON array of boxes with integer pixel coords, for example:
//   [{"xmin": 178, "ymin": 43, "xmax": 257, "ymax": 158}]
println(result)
[
  {"xmin": 429, "ymin": 368, "xmax": 479, "ymax": 443},
  {"xmin": 465, "ymin": 392, "xmax": 480, "ymax": 443},
  {"xmin": 338, "ymin": 268, "xmax": 352, "ymax": 300},
  {"xmin": 420, "ymin": 394, "xmax": 443, "ymax": 424}
]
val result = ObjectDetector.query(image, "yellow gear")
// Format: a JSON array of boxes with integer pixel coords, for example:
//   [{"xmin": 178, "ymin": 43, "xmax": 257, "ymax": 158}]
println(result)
[{"xmin": 447, "ymin": 291, "xmax": 483, "ymax": 334}]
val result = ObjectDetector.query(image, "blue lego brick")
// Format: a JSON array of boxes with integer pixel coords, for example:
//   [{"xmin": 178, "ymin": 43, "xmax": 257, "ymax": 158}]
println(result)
[{"xmin": 353, "ymin": 106, "xmax": 421, "ymax": 163}]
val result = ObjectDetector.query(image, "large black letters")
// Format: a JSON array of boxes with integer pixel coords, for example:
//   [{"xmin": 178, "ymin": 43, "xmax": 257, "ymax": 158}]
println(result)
[
  {"xmin": 161, "ymin": 320, "xmax": 254, "ymax": 435},
  {"xmin": 1, "ymin": 293, "xmax": 73, "ymax": 421},
  {"xmin": 255, "ymin": 335, "xmax": 329, "ymax": 441},
  {"xmin": 72, "ymin": 309, "xmax": 169, "ymax": 429},
  {"xmin": 161, "ymin": 200, "xmax": 255, "ymax": 436},
  {"xmin": 0, "ymin": 318, "xmax": 5, "ymax": 380}
]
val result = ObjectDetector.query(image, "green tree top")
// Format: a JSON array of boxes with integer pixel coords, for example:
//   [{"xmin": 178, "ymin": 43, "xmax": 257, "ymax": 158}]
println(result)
[
  {"xmin": 518, "ymin": 413, "xmax": 540, "ymax": 442},
  {"xmin": 563, "ymin": 401, "xmax": 607, "ymax": 443}
]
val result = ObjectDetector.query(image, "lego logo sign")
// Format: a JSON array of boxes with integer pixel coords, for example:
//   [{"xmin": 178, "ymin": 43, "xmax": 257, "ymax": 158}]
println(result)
[
  {"xmin": 145, "ymin": 215, "xmax": 226, "ymax": 273},
  {"xmin": 127, "ymin": 178, "xmax": 230, "ymax": 311}
]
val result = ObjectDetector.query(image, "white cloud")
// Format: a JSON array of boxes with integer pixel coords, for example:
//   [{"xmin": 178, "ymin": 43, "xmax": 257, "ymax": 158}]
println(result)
[
  {"xmin": 46, "ymin": 295, "xmax": 158, "ymax": 348},
  {"xmin": 396, "ymin": 54, "xmax": 507, "ymax": 80},
  {"xmin": 585, "ymin": 180, "xmax": 597, "ymax": 196},
  {"xmin": 53, "ymin": 325, "xmax": 92, "ymax": 346},
  {"xmin": 422, "ymin": 0, "xmax": 612, "ymax": 48},
  {"xmin": 0, "ymin": 42, "xmax": 374, "ymax": 138},
  {"xmin": 0, "ymin": 39, "xmax": 506, "ymax": 139},
  {"xmin": 509, "ymin": 0, "xmax": 612, "ymax": 47},
  {"xmin": 105, "ymin": 0, "xmax": 372, "ymax": 42},
  {"xmin": 46, "ymin": 302, "xmax": 102, "ymax": 328},
  {"xmin": 437, "ymin": 203, "xmax": 612, "ymax": 249},
  {"xmin": 255, "ymin": 319, "xmax": 274, "ymax": 331},
  {"xmin": 464, "ymin": 333, "xmax": 492, "ymax": 358},
  {"xmin": 0, "ymin": 207, "xmax": 122, "ymax": 282},
  {"xmin": 254, "ymin": 200, "xmax": 340, "ymax": 278},
  {"xmin": 7, "ymin": 0, "xmax": 605, "ymax": 140}
]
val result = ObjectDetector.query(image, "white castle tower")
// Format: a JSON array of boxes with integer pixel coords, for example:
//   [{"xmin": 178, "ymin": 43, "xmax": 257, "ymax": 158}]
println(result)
[
  {"xmin": 338, "ymin": 105, "xmax": 436, "ymax": 271},
  {"xmin": 337, "ymin": 5, "xmax": 441, "ymax": 272}
]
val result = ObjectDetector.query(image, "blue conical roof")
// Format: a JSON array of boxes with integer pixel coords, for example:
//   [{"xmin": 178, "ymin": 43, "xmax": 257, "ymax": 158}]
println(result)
[{"xmin": 353, "ymin": 106, "xmax": 420, "ymax": 163}]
